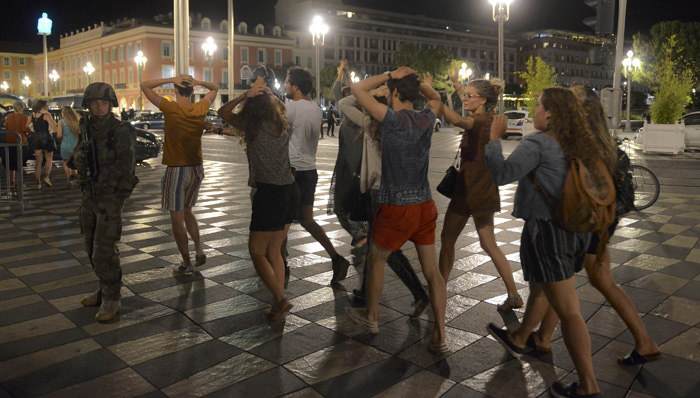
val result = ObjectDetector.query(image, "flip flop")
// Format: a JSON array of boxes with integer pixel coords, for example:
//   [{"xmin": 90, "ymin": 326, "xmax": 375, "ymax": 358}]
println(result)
[
  {"xmin": 427, "ymin": 341, "xmax": 451, "ymax": 355},
  {"xmin": 525, "ymin": 333, "xmax": 552, "ymax": 353},
  {"xmin": 617, "ymin": 349, "xmax": 662, "ymax": 366}
]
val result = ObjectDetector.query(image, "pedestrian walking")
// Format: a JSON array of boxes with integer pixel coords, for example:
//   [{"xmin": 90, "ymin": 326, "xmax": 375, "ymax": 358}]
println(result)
[
  {"xmin": 439, "ymin": 63, "xmax": 521, "ymax": 311},
  {"xmin": 217, "ymin": 76, "xmax": 297, "ymax": 320},
  {"xmin": 344, "ymin": 67, "xmax": 447, "ymax": 354},
  {"xmin": 72, "ymin": 82, "xmax": 139, "ymax": 322},
  {"xmin": 57, "ymin": 106, "xmax": 80, "ymax": 187},
  {"xmin": 3, "ymin": 101, "xmax": 30, "ymax": 190},
  {"xmin": 27, "ymin": 100, "xmax": 58, "ymax": 189},
  {"xmin": 327, "ymin": 105, "xmax": 336, "ymax": 136},
  {"xmin": 485, "ymin": 87, "xmax": 604, "ymax": 398},
  {"xmin": 283, "ymin": 67, "xmax": 351, "ymax": 283},
  {"xmin": 140, "ymin": 74, "xmax": 218, "ymax": 274}
]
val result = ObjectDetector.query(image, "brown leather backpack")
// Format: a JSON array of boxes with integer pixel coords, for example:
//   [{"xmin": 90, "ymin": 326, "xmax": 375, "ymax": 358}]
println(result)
[{"xmin": 532, "ymin": 132, "xmax": 616, "ymax": 257}]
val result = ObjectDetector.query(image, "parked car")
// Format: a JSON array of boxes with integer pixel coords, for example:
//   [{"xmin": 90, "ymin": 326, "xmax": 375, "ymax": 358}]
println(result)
[
  {"xmin": 130, "ymin": 112, "xmax": 165, "ymax": 130},
  {"xmin": 681, "ymin": 111, "xmax": 700, "ymax": 148},
  {"xmin": 205, "ymin": 110, "xmax": 224, "ymax": 129},
  {"xmin": 503, "ymin": 110, "xmax": 536, "ymax": 139},
  {"xmin": 434, "ymin": 118, "xmax": 442, "ymax": 132},
  {"xmin": 0, "ymin": 93, "xmax": 24, "ymax": 128}
]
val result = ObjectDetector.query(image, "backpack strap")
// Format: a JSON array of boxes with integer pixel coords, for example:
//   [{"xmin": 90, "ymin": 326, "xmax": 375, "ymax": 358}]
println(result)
[{"xmin": 528, "ymin": 131, "xmax": 559, "ymax": 208}]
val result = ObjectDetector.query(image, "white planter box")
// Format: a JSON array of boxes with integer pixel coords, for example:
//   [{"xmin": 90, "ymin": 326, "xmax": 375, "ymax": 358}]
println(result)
[{"xmin": 641, "ymin": 122, "xmax": 685, "ymax": 154}]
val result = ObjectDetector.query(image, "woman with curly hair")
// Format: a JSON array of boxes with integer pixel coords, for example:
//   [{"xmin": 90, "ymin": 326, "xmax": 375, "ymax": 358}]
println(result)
[
  {"xmin": 217, "ymin": 76, "xmax": 296, "ymax": 320},
  {"xmin": 485, "ymin": 87, "xmax": 605, "ymax": 398},
  {"xmin": 528, "ymin": 85, "xmax": 660, "ymax": 366},
  {"xmin": 439, "ymin": 62, "xmax": 521, "ymax": 311}
]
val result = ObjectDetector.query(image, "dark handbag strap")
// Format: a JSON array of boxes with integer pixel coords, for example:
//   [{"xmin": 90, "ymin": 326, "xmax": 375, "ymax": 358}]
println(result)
[{"xmin": 452, "ymin": 148, "xmax": 461, "ymax": 170}]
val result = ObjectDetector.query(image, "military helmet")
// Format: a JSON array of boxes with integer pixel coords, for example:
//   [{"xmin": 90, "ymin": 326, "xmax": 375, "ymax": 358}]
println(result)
[{"xmin": 81, "ymin": 82, "xmax": 119, "ymax": 108}]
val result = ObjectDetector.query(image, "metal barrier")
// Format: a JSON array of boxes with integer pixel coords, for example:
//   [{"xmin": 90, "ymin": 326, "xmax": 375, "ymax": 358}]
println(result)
[{"xmin": 0, "ymin": 130, "xmax": 25, "ymax": 213}]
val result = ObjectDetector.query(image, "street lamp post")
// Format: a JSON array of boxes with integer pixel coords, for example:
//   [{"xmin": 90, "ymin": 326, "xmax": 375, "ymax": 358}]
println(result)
[
  {"xmin": 622, "ymin": 50, "xmax": 640, "ymax": 132},
  {"xmin": 309, "ymin": 15, "xmax": 329, "ymax": 105},
  {"xmin": 489, "ymin": 0, "xmax": 512, "ymax": 114},
  {"xmin": 48, "ymin": 69, "xmax": 59, "ymax": 96},
  {"xmin": 22, "ymin": 76, "xmax": 31, "ymax": 98},
  {"xmin": 134, "ymin": 50, "xmax": 147, "ymax": 111},
  {"xmin": 202, "ymin": 37, "xmax": 217, "ymax": 82},
  {"xmin": 83, "ymin": 62, "xmax": 95, "ymax": 85},
  {"xmin": 37, "ymin": 13, "xmax": 52, "ymax": 98}
]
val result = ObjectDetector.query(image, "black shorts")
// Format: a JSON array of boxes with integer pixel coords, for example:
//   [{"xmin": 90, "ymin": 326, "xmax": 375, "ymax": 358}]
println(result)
[
  {"xmin": 250, "ymin": 182, "xmax": 298, "ymax": 232},
  {"xmin": 520, "ymin": 218, "xmax": 591, "ymax": 283},
  {"xmin": 294, "ymin": 169, "xmax": 318, "ymax": 207},
  {"xmin": 586, "ymin": 218, "xmax": 619, "ymax": 255}
]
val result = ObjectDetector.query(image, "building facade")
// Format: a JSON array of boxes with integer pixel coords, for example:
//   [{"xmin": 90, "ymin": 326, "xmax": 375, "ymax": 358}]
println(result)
[
  {"xmin": 26, "ymin": 15, "xmax": 294, "ymax": 110},
  {"xmin": 275, "ymin": 0, "xmax": 518, "ymax": 85},
  {"xmin": 1, "ymin": 50, "xmax": 36, "ymax": 98}
]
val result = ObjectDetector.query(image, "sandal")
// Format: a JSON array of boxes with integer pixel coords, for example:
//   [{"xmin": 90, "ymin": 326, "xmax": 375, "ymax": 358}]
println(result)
[
  {"xmin": 617, "ymin": 349, "xmax": 662, "ymax": 366},
  {"xmin": 427, "ymin": 341, "xmax": 451, "ymax": 355},
  {"xmin": 264, "ymin": 299, "xmax": 292, "ymax": 321},
  {"xmin": 497, "ymin": 294, "xmax": 524, "ymax": 312},
  {"xmin": 194, "ymin": 253, "xmax": 207, "ymax": 267},
  {"xmin": 525, "ymin": 333, "xmax": 552, "ymax": 353}
]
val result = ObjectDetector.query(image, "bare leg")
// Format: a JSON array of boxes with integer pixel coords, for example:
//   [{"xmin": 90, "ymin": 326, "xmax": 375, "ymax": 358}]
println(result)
[
  {"xmin": 250, "ymin": 230, "xmax": 285, "ymax": 304},
  {"xmin": 365, "ymin": 242, "xmax": 392, "ymax": 322},
  {"xmin": 585, "ymin": 248, "xmax": 659, "ymax": 355},
  {"xmin": 34, "ymin": 150, "xmax": 43, "ymax": 185},
  {"xmin": 543, "ymin": 278, "xmax": 600, "ymax": 396},
  {"xmin": 62, "ymin": 160, "xmax": 72, "ymax": 184},
  {"xmin": 474, "ymin": 214, "xmax": 519, "ymax": 298},
  {"xmin": 183, "ymin": 207, "xmax": 203, "ymax": 255},
  {"xmin": 169, "ymin": 210, "xmax": 191, "ymax": 266},
  {"xmin": 416, "ymin": 244, "xmax": 446, "ymax": 345},
  {"xmin": 43, "ymin": 151, "xmax": 54, "ymax": 180},
  {"xmin": 438, "ymin": 209, "xmax": 468, "ymax": 283},
  {"xmin": 300, "ymin": 205, "xmax": 339, "ymax": 258},
  {"xmin": 509, "ymin": 283, "xmax": 551, "ymax": 347}
]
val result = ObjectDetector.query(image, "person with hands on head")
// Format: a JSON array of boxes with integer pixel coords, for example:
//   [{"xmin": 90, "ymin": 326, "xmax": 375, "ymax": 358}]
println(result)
[
  {"xmin": 439, "ymin": 66, "xmax": 521, "ymax": 312},
  {"xmin": 217, "ymin": 76, "xmax": 297, "ymax": 320},
  {"xmin": 140, "ymin": 74, "xmax": 218, "ymax": 275},
  {"xmin": 345, "ymin": 67, "xmax": 449, "ymax": 354},
  {"xmin": 27, "ymin": 100, "xmax": 58, "ymax": 189}
]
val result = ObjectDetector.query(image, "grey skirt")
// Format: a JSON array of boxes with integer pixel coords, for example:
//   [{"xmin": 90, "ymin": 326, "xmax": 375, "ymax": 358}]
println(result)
[{"xmin": 520, "ymin": 218, "xmax": 591, "ymax": 283}]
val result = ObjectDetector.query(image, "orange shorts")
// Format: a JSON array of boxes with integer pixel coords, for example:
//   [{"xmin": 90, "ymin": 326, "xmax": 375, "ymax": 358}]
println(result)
[{"xmin": 372, "ymin": 200, "xmax": 438, "ymax": 252}]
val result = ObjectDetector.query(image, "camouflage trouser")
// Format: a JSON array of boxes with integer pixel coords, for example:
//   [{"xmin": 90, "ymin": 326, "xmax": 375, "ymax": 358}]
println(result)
[{"xmin": 80, "ymin": 196, "xmax": 124, "ymax": 300}]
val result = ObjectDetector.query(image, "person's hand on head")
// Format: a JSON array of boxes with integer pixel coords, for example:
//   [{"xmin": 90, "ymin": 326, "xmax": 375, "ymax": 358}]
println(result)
[
  {"xmin": 449, "ymin": 61, "xmax": 460, "ymax": 84},
  {"xmin": 371, "ymin": 85, "xmax": 389, "ymax": 98},
  {"xmin": 422, "ymin": 72, "xmax": 433, "ymax": 88},
  {"xmin": 173, "ymin": 75, "xmax": 193, "ymax": 88},
  {"xmin": 490, "ymin": 115, "xmax": 508, "ymax": 140},
  {"xmin": 246, "ymin": 77, "xmax": 267, "ymax": 98},
  {"xmin": 390, "ymin": 66, "xmax": 417, "ymax": 80}
]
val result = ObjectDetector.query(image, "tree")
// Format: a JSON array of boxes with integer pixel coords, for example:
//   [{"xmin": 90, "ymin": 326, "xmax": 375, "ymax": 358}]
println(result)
[
  {"xmin": 516, "ymin": 56, "xmax": 557, "ymax": 115},
  {"xmin": 648, "ymin": 36, "xmax": 694, "ymax": 124},
  {"xmin": 394, "ymin": 44, "xmax": 454, "ymax": 92}
]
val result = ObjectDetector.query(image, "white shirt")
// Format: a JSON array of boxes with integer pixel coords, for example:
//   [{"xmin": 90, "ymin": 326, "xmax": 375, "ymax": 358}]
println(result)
[{"xmin": 286, "ymin": 99, "xmax": 322, "ymax": 171}]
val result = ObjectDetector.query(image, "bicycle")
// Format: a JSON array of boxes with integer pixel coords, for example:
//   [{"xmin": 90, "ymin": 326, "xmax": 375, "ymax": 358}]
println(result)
[{"xmin": 617, "ymin": 138, "xmax": 661, "ymax": 210}]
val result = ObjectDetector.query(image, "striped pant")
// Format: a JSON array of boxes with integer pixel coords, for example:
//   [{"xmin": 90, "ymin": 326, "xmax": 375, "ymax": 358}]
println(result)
[{"xmin": 161, "ymin": 165, "xmax": 205, "ymax": 211}]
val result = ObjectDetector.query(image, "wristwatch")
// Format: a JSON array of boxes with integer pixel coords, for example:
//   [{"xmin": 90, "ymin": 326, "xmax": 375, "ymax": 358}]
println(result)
[{"xmin": 384, "ymin": 71, "xmax": 392, "ymax": 79}]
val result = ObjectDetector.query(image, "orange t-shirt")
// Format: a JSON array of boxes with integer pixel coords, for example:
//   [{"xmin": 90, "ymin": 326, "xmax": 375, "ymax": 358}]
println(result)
[
  {"xmin": 158, "ymin": 98, "xmax": 209, "ymax": 166},
  {"xmin": 4, "ymin": 112, "xmax": 29, "ymax": 144}
]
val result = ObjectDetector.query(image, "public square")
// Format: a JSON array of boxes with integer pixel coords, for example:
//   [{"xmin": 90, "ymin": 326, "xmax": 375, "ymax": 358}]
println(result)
[{"xmin": 1, "ymin": 129, "xmax": 699, "ymax": 397}]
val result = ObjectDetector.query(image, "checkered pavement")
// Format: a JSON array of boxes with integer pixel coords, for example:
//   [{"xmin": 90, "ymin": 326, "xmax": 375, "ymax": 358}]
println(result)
[{"xmin": 0, "ymin": 133, "xmax": 699, "ymax": 398}]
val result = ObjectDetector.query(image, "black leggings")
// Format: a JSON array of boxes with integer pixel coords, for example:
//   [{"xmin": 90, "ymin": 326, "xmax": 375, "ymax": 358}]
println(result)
[{"xmin": 358, "ymin": 191, "xmax": 428, "ymax": 302}]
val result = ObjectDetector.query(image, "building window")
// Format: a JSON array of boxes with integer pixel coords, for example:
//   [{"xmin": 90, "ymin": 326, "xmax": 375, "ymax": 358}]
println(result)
[
  {"xmin": 120, "ymin": 70, "xmax": 125, "ymax": 84},
  {"xmin": 18, "ymin": 57, "xmax": 25, "ymax": 65},
  {"xmin": 222, "ymin": 47, "xmax": 228, "ymax": 61},
  {"xmin": 161, "ymin": 42, "xmax": 173, "ymax": 58},
  {"xmin": 112, "ymin": 70, "xmax": 117, "ymax": 84},
  {"xmin": 255, "ymin": 24, "xmax": 264, "ymax": 36},
  {"xmin": 2, "ymin": 71, "xmax": 10, "ymax": 79},
  {"xmin": 238, "ymin": 22, "xmax": 247, "ymax": 34},
  {"xmin": 201, "ymin": 18, "xmax": 211, "ymax": 30},
  {"xmin": 111, "ymin": 48, "xmax": 117, "ymax": 63},
  {"xmin": 220, "ymin": 20, "xmax": 228, "ymax": 33},
  {"xmin": 274, "ymin": 49, "xmax": 282, "ymax": 66},
  {"xmin": 241, "ymin": 47, "xmax": 249, "ymax": 63},
  {"xmin": 257, "ymin": 49, "xmax": 266, "ymax": 64},
  {"xmin": 126, "ymin": 44, "xmax": 133, "ymax": 60},
  {"xmin": 204, "ymin": 67, "xmax": 212, "ymax": 82},
  {"xmin": 18, "ymin": 70, "xmax": 25, "ymax": 80},
  {"xmin": 189, "ymin": 44, "xmax": 193, "ymax": 59},
  {"xmin": 273, "ymin": 26, "xmax": 281, "ymax": 37},
  {"xmin": 222, "ymin": 70, "xmax": 228, "ymax": 86},
  {"xmin": 135, "ymin": 42, "xmax": 142, "ymax": 52},
  {"xmin": 162, "ymin": 65, "xmax": 174, "ymax": 87},
  {"xmin": 128, "ymin": 68, "xmax": 134, "ymax": 84},
  {"xmin": 118, "ymin": 46, "xmax": 124, "ymax": 61},
  {"xmin": 104, "ymin": 49, "xmax": 110, "ymax": 63},
  {"xmin": 2, "ymin": 57, "xmax": 10, "ymax": 66}
]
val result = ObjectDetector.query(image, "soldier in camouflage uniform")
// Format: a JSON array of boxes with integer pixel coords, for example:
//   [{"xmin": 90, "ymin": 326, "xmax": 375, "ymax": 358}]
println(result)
[{"xmin": 70, "ymin": 82, "xmax": 139, "ymax": 322}]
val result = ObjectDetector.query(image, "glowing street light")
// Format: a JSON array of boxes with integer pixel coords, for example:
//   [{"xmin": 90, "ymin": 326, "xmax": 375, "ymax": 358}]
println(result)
[
  {"xmin": 202, "ymin": 37, "xmax": 217, "ymax": 82},
  {"xmin": 309, "ymin": 15, "xmax": 329, "ymax": 105},
  {"xmin": 489, "ymin": 0, "xmax": 513, "ymax": 114},
  {"xmin": 274, "ymin": 79, "xmax": 280, "ymax": 91},
  {"xmin": 458, "ymin": 62, "xmax": 473, "ymax": 116},
  {"xmin": 48, "ymin": 69, "xmax": 59, "ymax": 96},
  {"xmin": 134, "ymin": 50, "xmax": 148, "ymax": 111},
  {"xmin": 83, "ymin": 62, "xmax": 95, "ymax": 85},
  {"xmin": 22, "ymin": 76, "xmax": 31, "ymax": 98},
  {"xmin": 350, "ymin": 71, "xmax": 360, "ymax": 83},
  {"xmin": 622, "ymin": 50, "xmax": 641, "ymax": 132},
  {"xmin": 0, "ymin": 81, "xmax": 8, "ymax": 92}
]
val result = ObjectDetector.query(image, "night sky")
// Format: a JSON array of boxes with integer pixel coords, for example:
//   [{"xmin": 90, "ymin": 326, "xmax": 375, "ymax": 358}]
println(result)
[{"xmin": 2, "ymin": 0, "xmax": 698, "ymax": 50}]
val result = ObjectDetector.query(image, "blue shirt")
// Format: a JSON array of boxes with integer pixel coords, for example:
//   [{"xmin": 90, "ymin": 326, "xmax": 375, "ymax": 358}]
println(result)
[
  {"xmin": 376, "ymin": 107, "xmax": 435, "ymax": 205},
  {"xmin": 485, "ymin": 132, "xmax": 568, "ymax": 220}
]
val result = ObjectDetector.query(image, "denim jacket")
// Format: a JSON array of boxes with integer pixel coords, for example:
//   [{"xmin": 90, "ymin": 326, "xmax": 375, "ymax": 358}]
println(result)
[{"xmin": 485, "ymin": 132, "xmax": 567, "ymax": 220}]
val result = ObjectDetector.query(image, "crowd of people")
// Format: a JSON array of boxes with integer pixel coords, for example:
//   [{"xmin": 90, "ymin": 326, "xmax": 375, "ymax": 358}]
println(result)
[{"xmin": 2, "ymin": 59, "xmax": 666, "ymax": 398}]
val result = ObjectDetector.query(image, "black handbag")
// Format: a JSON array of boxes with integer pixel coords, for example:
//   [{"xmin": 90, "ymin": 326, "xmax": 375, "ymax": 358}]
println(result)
[{"xmin": 437, "ymin": 149, "xmax": 460, "ymax": 198}]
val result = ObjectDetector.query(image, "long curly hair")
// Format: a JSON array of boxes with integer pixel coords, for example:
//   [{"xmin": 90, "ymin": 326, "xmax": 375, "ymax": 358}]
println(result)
[
  {"xmin": 229, "ymin": 94, "xmax": 288, "ymax": 145},
  {"xmin": 569, "ymin": 85, "xmax": 617, "ymax": 175},
  {"xmin": 468, "ymin": 78, "xmax": 505, "ymax": 113},
  {"xmin": 540, "ymin": 87, "xmax": 607, "ymax": 180}
]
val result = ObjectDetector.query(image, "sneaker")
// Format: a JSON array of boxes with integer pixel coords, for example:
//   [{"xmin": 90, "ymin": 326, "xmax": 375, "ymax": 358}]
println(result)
[
  {"xmin": 410, "ymin": 297, "xmax": 430, "ymax": 319},
  {"xmin": 331, "ymin": 255, "xmax": 350, "ymax": 284},
  {"xmin": 344, "ymin": 306, "xmax": 379, "ymax": 334},
  {"xmin": 487, "ymin": 323, "xmax": 531, "ymax": 358},
  {"xmin": 194, "ymin": 253, "xmax": 207, "ymax": 267},
  {"xmin": 80, "ymin": 290, "xmax": 102, "ymax": 307},
  {"xmin": 172, "ymin": 263, "xmax": 194, "ymax": 275},
  {"xmin": 550, "ymin": 382, "xmax": 602, "ymax": 398},
  {"xmin": 95, "ymin": 298, "xmax": 121, "ymax": 322}
]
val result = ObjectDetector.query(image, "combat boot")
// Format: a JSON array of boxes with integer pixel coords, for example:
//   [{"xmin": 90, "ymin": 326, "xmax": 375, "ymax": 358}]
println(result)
[
  {"xmin": 80, "ymin": 290, "xmax": 102, "ymax": 307},
  {"xmin": 95, "ymin": 298, "xmax": 121, "ymax": 322}
]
